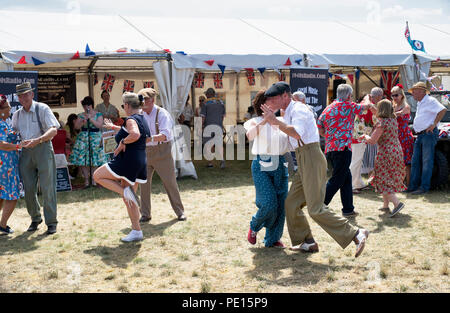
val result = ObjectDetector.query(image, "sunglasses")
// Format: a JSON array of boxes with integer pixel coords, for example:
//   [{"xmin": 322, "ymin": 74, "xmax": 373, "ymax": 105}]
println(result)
[
  {"xmin": 121, "ymin": 103, "xmax": 126, "ymax": 109},
  {"xmin": 391, "ymin": 94, "xmax": 401, "ymax": 98}
]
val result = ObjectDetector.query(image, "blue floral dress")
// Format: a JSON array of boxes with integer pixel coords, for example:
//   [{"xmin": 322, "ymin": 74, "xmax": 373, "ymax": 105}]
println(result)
[{"xmin": 0, "ymin": 120, "xmax": 20, "ymax": 200}]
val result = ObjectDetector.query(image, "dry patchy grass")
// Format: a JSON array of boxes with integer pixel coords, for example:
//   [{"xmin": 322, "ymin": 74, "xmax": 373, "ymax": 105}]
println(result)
[{"xmin": 0, "ymin": 156, "xmax": 449, "ymax": 293}]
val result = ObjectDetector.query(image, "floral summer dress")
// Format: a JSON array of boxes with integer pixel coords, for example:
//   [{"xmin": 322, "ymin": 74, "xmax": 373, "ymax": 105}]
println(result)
[
  {"xmin": 0, "ymin": 120, "xmax": 20, "ymax": 200},
  {"xmin": 69, "ymin": 112, "xmax": 107, "ymax": 166},
  {"xmin": 396, "ymin": 113, "xmax": 414, "ymax": 165},
  {"xmin": 369, "ymin": 118, "xmax": 406, "ymax": 193}
]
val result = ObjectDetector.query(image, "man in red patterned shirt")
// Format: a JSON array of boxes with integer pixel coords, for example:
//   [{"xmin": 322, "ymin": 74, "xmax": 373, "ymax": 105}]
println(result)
[{"xmin": 317, "ymin": 84, "xmax": 374, "ymax": 217}]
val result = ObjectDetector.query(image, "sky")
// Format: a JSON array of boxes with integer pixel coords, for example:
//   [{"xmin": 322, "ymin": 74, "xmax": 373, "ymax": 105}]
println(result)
[{"xmin": 2, "ymin": 0, "xmax": 449, "ymax": 24}]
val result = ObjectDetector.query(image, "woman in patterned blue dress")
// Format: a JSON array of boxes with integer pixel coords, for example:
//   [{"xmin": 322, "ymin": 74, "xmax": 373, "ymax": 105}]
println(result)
[
  {"xmin": 243, "ymin": 89, "xmax": 289, "ymax": 248},
  {"xmin": 94, "ymin": 92, "xmax": 151, "ymax": 242},
  {"xmin": 0, "ymin": 95, "xmax": 24, "ymax": 235}
]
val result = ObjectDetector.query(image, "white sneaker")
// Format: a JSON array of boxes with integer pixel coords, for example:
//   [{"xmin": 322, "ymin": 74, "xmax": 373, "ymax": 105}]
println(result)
[
  {"xmin": 121, "ymin": 229, "xmax": 143, "ymax": 242},
  {"xmin": 123, "ymin": 186, "xmax": 139, "ymax": 207},
  {"xmin": 354, "ymin": 229, "xmax": 369, "ymax": 257}
]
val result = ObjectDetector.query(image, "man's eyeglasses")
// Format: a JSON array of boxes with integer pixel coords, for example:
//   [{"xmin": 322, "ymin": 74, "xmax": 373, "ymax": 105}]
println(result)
[{"xmin": 121, "ymin": 104, "xmax": 126, "ymax": 109}]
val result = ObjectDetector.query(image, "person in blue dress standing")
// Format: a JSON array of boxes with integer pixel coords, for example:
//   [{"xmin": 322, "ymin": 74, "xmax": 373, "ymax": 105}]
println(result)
[
  {"xmin": 243, "ymin": 89, "xmax": 289, "ymax": 248},
  {"xmin": 0, "ymin": 95, "xmax": 24, "ymax": 235},
  {"xmin": 94, "ymin": 92, "xmax": 151, "ymax": 242}
]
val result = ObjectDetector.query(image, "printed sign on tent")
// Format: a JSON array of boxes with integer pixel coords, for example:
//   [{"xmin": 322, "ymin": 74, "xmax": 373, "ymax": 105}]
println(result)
[
  {"xmin": 0, "ymin": 71, "xmax": 38, "ymax": 123},
  {"xmin": 290, "ymin": 68, "xmax": 328, "ymax": 117},
  {"xmin": 38, "ymin": 73, "xmax": 77, "ymax": 108}
]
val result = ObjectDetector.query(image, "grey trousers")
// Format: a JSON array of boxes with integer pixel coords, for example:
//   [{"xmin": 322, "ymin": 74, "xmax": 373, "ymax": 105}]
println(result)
[
  {"xmin": 19, "ymin": 141, "xmax": 58, "ymax": 226},
  {"xmin": 285, "ymin": 142, "xmax": 357, "ymax": 249},
  {"xmin": 139, "ymin": 142, "xmax": 185, "ymax": 219}
]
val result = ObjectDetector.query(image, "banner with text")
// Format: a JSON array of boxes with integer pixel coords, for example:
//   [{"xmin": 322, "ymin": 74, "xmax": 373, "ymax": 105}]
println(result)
[
  {"xmin": 0, "ymin": 71, "xmax": 38, "ymax": 123},
  {"xmin": 38, "ymin": 73, "xmax": 77, "ymax": 108},
  {"xmin": 290, "ymin": 68, "xmax": 328, "ymax": 117}
]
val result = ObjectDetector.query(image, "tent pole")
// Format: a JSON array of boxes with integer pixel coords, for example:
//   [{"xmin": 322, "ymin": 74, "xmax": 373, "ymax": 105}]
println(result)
[
  {"xmin": 236, "ymin": 71, "xmax": 240, "ymax": 123},
  {"xmin": 87, "ymin": 56, "xmax": 98, "ymax": 100},
  {"xmin": 355, "ymin": 67, "xmax": 360, "ymax": 100}
]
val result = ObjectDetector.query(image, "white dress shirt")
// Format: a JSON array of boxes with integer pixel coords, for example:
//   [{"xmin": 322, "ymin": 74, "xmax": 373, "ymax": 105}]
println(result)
[
  {"xmin": 12, "ymin": 100, "xmax": 60, "ymax": 140},
  {"xmin": 413, "ymin": 95, "xmax": 446, "ymax": 133},
  {"xmin": 142, "ymin": 105, "xmax": 174, "ymax": 146},
  {"xmin": 243, "ymin": 116, "xmax": 289, "ymax": 155},
  {"xmin": 283, "ymin": 100, "xmax": 320, "ymax": 150}
]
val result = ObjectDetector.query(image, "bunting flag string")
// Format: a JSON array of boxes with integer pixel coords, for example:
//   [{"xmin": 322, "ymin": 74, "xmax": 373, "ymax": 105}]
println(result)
[
  {"xmin": 204, "ymin": 60, "xmax": 214, "ymax": 66},
  {"xmin": 85, "ymin": 44, "xmax": 95, "ymax": 56},
  {"xmin": 245, "ymin": 69, "xmax": 255, "ymax": 86},
  {"xmin": 17, "ymin": 56, "xmax": 27, "ymax": 64},
  {"xmin": 213, "ymin": 73, "xmax": 223, "ymax": 89},
  {"xmin": 101, "ymin": 73, "xmax": 115, "ymax": 92},
  {"xmin": 143, "ymin": 81, "xmax": 154, "ymax": 89},
  {"xmin": 284, "ymin": 57, "xmax": 292, "ymax": 66},
  {"xmin": 71, "ymin": 51, "xmax": 80, "ymax": 60},
  {"xmin": 257, "ymin": 67, "xmax": 266, "ymax": 78},
  {"xmin": 348, "ymin": 74, "xmax": 354, "ymax": 84},
  {"xmin": 31, "ymin": 57, "xmax": 45, "ymax": 66},
  {"xmin": 193, "ymin": 72, "xmax": 205, "ymax": 88},
  {"xmin": 123, "ymin": 80, "xmax": 135, "ymax": 93},
  {"xmin": 218, "ymin": 64, "xmax": 226, "ymax": 75}
]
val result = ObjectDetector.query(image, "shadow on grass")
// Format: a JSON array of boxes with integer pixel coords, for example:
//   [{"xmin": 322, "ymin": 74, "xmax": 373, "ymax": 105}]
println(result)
[
  {"xmin": 83, "ymin": 243, "xmax": 142, "ymax": 269},
  {"xmin": 370, "ymin": 210, "xmax": 413, "ymax": 234},
  {"xmin": 14, "ymin": 157, "xmax": 254, "ymax": 208},
  {"xmin": 139, "ymin": 219, "xmax": 179, "ymax": 239},
  {"xmin": 82, "ymin": 219, "xmax": 177, "ymax": 268},
  {"xmin": 0, "ymin": 230, "xmax": 48, "ymax": 256},
  {"xmin": 246, "ymin": 247, "xmax": 354, "ymax": 287}
]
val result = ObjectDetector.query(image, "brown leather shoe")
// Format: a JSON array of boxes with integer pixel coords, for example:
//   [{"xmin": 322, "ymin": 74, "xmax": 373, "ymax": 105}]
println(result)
[
  {"xmin": 289, "ymin": 242, "xmax": 319, "ymax": 253},
  {"xmin": 139, "ymin": 216, "xmax": 151, "ymax": 223}
]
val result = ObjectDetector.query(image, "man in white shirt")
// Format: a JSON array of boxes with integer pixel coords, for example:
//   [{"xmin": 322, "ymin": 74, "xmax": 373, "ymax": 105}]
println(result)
[
  {"xmin": 260, "ymin": 82, "xmax": 369, "ymax": 257},
  {"xmin": 12, "ymin": 82, "xmax": 60, "ymax": 234},
  {"xmin": 137, "ymin": 88, "xmax": 186, "ymax": 222},
  {"xmin": 406, "ymin": 82, "xmax": 446, "ymax": 195}
]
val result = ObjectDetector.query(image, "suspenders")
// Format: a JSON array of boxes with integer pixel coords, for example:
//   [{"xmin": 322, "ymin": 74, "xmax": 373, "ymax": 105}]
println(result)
[
  {"xmin": 18, "ymin": 103, "xmax": 45, "ymax": 135},
  {"xmin": 153, "ymin": 107, "xmax": 161, "ymax": 145}
]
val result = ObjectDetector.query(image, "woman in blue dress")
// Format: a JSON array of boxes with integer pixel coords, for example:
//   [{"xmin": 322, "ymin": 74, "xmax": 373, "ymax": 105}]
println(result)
[
  {"xmin": 0, "ymin": 95, "xmax": 24, "ymax": 235},
  {"xmin": 94, "ymin": 92, "xmax": 151, "ymax": 242}
]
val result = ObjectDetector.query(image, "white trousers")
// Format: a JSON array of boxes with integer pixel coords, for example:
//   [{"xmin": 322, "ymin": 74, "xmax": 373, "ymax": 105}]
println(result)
[{"xmin": 350, "ymin": 143, "xmax": 367, "ymax": 190}]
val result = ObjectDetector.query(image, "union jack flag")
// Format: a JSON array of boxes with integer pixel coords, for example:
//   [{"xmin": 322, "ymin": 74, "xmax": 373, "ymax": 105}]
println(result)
[
  {"xmin": 380, "ymin": 70, "xmax": 400, "ymax": 98},
  {"xmin": 213, "ymin": 73, "xmax": 223, "ymax": 89},
  {"xmin": 101, "ymin": 73, "xmax": 115, "ymax": 92},
  {"xmin": 193, "ymin": 72, "xmax": 204, "ymax": 88},
  {"xmin": 246, "ymin": 69, "xmax": 255, "ymax": 86},
  {"xmin": 123, "ymin": 80, "xmax": 135, "ymax": 93},
  {"xmin": 143, "ymin": 81, "xmax": 154, "ymax": 89}
]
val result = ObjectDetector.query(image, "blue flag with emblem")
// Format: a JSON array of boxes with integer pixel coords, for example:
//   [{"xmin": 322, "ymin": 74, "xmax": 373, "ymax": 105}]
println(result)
[{"xmin": 405, "ymin": 22, "xmax": 425, "ymax": 52}]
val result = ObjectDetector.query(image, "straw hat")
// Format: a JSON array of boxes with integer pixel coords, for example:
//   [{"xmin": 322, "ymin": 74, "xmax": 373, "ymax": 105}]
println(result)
[
  {"xmin": 408, "ymin": 81, "xmax": 429, "ymax": 94},
  {"xmin": 137, "ymin": 88, "xmax": 158, "ymax": 98},
  {"xmin": 16, "ymin": 82, "xmax": 35, "ymax": 95}
]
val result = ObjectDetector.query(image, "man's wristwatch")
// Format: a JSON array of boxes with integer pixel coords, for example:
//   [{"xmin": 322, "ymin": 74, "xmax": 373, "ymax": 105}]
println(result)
[{"xmin": 39, "ymin": 137, "xmax": 43, "ymax": 144}]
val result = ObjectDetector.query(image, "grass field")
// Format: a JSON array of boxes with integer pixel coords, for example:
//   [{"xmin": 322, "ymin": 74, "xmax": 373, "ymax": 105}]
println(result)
[{"xmin": 0, "ymin": 156, "xmax": 449, "ymax": 293}]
